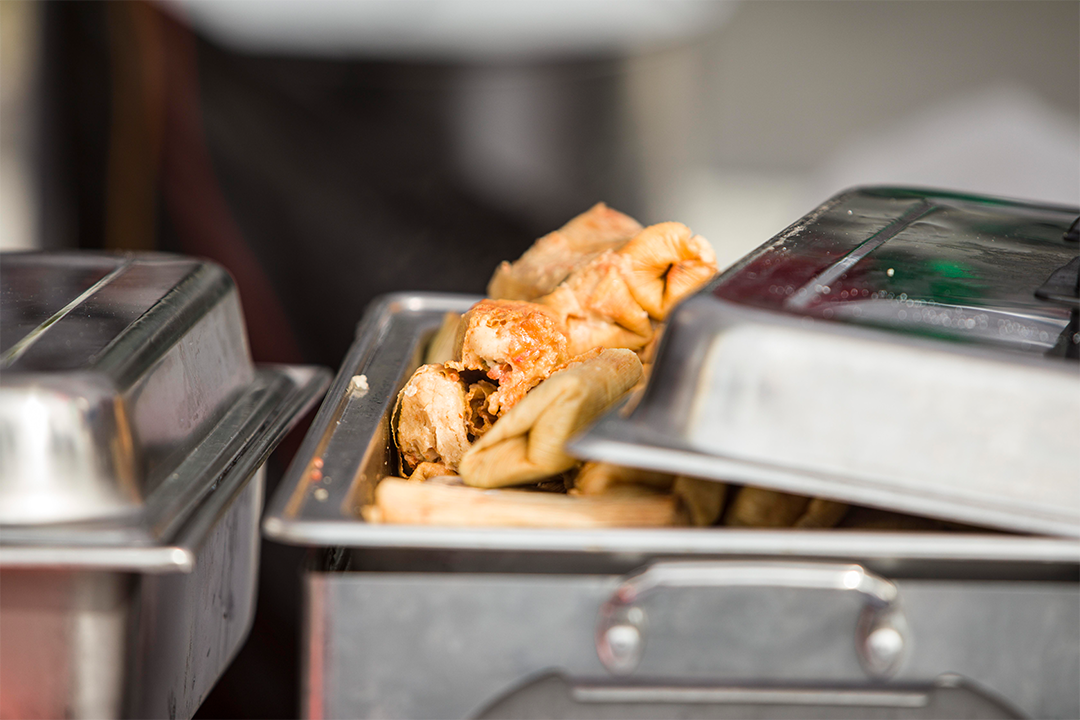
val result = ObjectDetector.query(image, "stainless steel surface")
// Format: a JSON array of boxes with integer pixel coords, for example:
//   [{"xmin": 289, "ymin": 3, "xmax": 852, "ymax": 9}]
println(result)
[
  {"xmin": 0, "ymin": 251, "xmax": 330, "ymax": 561},
  {"xmin": 303, "ymin": 569, "xmax": 1077, "ymax": 719},
  {"xmin": 474, "ymin": 673, "xmax": 1024, "ymax": 719},
  {"xmin": 1, "ymin": 252, "xmax": 251, "ymax": 528},
  {"xmin": 595, "ymin": 561, "xmax": 905, "ymax": 679},
  {"xmin": 0, "ymin": 251, "xmax": 330, "ymax": 718},
  {"xmin": 126, "ymin": 470, "xmax": 263, "ymax": 720},
  {"xmin": 571, "ymin": 187, "xmax": 1080, "ymax": 537},
  {"xmin": 0, "ymin": 470, "xmax": 262, "ymax": 720}
]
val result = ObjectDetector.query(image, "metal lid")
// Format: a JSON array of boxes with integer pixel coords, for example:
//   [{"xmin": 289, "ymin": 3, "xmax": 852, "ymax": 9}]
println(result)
[
  {"xmin": 1, "ymin": 252, "xmax": 329, "ymax": 566},
  {"xmin": 570, "ymin": 187, "xmax": 1080, "ymax": 538}
]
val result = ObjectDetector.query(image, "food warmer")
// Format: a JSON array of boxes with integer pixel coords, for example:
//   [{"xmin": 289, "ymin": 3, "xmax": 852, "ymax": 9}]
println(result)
[
  {"xmin": 0, "ymin": 253, "xmax": 329, "ymax": 719},
  {"xmin": 263, "ymin": 187, "xmax": 1080, "ymax": 719}
]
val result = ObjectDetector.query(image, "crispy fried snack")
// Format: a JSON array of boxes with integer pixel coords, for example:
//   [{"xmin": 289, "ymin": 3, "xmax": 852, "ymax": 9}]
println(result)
[
  {"xmin": 620, "ymin": 222, "xmax": 718, "ymax": 320},
  {"xmin": 459, "ymin": 349, "xmax": 642, "ymax": 488},
  {"xmin": 488, "ymin": 203, "xmax": 643, "ymax": 301},
  {"xmin": 449, "ymin": 299, "xmax": 569, "ymax": 416},
  {"xmin": 394, "ymin": 364, "xmax": 471, "ymax": 471}
]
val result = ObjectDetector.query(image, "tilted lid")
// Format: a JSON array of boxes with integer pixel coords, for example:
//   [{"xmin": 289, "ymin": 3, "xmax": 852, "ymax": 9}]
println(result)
[
  {"xmin": 571, "ymin": 187, "xmax": 1080, "ymax": 537},
  {"xmin": 1, "ymin": 252, "xmax": 328, "ymax": 565}
]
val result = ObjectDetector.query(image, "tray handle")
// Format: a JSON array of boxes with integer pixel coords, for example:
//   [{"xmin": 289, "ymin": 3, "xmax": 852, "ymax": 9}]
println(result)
[{"xmin": 595, "ymin": 560, "xmax": 907, "ymax": 679}]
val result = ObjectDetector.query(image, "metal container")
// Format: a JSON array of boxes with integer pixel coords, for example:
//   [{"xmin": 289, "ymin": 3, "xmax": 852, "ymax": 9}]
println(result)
[
  {"xmin": 0, "ymin": 252, "xmax": 329, "ymax": 719},
  {"xmin": 264, "ymin": 188, "xmax": 1080, "ymax": 720}
]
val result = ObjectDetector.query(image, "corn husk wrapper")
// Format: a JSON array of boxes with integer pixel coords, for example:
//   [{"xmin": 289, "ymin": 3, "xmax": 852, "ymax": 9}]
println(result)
[
  {"xmin": 673, "ymin": 476, "xmax": 727, "ymax": 527},
  {"xmin": 573, "ymin": 462, "xmax": 674, "ymax": 496},
  {"xmin": 366, "ymin": 477, "xmax": 682, "ymax": 528},
  {"xmin": 725, "ymin": 487, "xmax": 810, "ymax": 528},
  {"xmin": 619, "ymin": 222, "xmax": 718, "ymax": 320},
  {"xmin": 726, "ymin": 486, "xmax": 848, "ymax": 528},
  {"xmin": 459, "ymin": 349, "xmax": 643, "ymax": 488},
  {"xmin": 424, "ymin": 312, "xmax": 462, "ymax": 364},
  {"xmin": 539, "ymin": 251, "xmax": 653, "ymax": 357},
  {"xmin": 488, "ymin": 203, "xmax": 643, "ymax": 301},
  {"xmin": 793, "ymin": 498, "xmax": 849, "ymax": 528}
]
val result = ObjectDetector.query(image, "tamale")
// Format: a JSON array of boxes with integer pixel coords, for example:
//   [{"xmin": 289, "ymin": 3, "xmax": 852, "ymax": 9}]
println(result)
[{"xmin": 459, "ymin": 349, "xmax": 642, "ymax": 488}]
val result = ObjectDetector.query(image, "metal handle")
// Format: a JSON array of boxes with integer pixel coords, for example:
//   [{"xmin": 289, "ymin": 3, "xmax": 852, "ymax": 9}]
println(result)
[{"xmin": 596, "ymin": 560, "xmax": 907, "ymax": 679}]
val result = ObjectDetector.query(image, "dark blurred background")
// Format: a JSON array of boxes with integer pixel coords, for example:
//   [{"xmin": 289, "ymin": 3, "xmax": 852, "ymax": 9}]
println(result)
[{"xmin": 1, "ymin": 1, "xmax": 1076, "ymax": 717}]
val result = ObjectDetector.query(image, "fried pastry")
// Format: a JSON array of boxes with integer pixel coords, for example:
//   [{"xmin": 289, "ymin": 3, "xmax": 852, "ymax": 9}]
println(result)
[
  {"xmin": 406, "ymin": 461, "xmax": 456, "ymax": 482},
  {"xmin": 449, "ymin": 299, "xmax": 569, "ymax": 416},
  {"xmin": 488, "ymin": 203, "xmax": 643, "ymax": 301},
  {"xmin": 395, "ymin": 364, "xmax": 471, "ymax": 471},
  {"xmin": 793, "ymin": 498, "xmax": 849, "ymax": 528}
]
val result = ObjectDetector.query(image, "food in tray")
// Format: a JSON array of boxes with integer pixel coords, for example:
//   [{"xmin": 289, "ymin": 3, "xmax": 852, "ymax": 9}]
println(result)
[
  {"xmin": 487, "ymin": 202, "xmax": 644, "ymax": 301},
  {"xmin": 367, "ymin": 203, "xmax": 849, "ymax": 529}
]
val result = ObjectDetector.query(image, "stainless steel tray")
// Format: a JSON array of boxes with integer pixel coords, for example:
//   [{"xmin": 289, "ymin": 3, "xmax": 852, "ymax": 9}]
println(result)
[
  {"xmin": 262, "ymin": 292, "xmax": 1079, "ymax": 569},
  {"xmin": 1, "ymin": 252, "xmax": 330, "ymax": 564},
  {"xmin": 573, "ymin": 187, "xmax": 1080, "ymax": 538},
  {"xmin": 0, "ymin": 251, "xmax": 330, "ymax": 719}
]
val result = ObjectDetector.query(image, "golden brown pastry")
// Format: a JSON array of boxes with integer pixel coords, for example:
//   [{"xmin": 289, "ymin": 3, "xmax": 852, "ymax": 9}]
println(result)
[
  {"xmin": 394, "ymin": 364, "xmax": 471, "ymax": 471},
  {"xmin": 448, "ymin": 299, "xmax": 569, "ymax": 416},
  {"xmin": 488, "ymin": 203, "xmax": 644, "ymax": 301},
  {"xmin": 459, "ymin": 349, "xmax": 642, "ymax": 488}
]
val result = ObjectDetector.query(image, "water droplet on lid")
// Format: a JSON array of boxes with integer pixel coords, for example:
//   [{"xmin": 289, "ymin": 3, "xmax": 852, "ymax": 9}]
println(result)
[{"xmin": 886, "ymin": 268, "xmax": 894, "ymax": 277}]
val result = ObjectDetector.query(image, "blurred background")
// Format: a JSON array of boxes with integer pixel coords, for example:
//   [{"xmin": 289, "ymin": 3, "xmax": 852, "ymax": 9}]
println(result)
[{"xmin": 1, "ymin": 1, "xmax": 1077, "ymax": 717}]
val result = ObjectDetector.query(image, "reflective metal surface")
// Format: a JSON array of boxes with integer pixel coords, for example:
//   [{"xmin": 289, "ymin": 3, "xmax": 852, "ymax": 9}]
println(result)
[
  {"xmin": 594, "ymin": 561, "xmax": 905, "ymax": 679},
  {"xmin": 572, "ymin": 188, "xmax": 1080, "ymax": 537},
  {"xmin": 1, "ymin": 253, "xmax": 250, "ymax": 527},
  {"xmin": 1, "ymin": 471, "xmax": 263, "ymax": 720},
  {"xmin": 474, "ymin": 673, "xmax": 1025, "ymax": 719},
  {"xmin": 303, "ymin": 569, "xmax": 1077, "ymax": 719},
  {"xmin": 0, "ymin": 251, "xmax": 330, "ymax": 719},
  {"xmin": 0, "ymin": 252, "xmax": 330, "ymax": 555}
]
